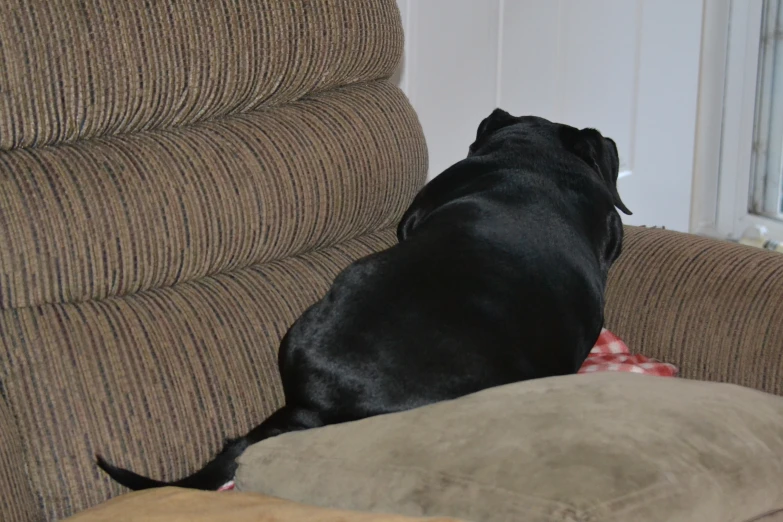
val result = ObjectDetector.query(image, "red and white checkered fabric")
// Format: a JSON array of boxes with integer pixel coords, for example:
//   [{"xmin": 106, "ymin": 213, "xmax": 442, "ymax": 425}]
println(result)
[
  {"xmin": 218, "ymin": 480, "xmax": 235, "ymax": 491},
  {"xmin": 578, "ymin": 328, "xmax": 678, "ymax": 377}
]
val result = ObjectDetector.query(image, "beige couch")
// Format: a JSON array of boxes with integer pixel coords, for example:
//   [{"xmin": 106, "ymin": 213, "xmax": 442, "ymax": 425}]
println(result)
[{"xmin": 1, "ymin": 1, "xmax": 781, "ymax": 521}]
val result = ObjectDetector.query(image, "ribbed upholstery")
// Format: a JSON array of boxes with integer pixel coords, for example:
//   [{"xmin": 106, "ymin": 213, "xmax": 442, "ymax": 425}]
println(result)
[
  {"xmin": 0, "ymin": 0, "xmax": 427, "ymax": 519},
  {"xmin": 0, "ymin": 230, "xmax": 398, "ymax": 519},
  {"xmin": 0, "ymin": 82, "xmax": 426, "ymax": 309},
  {"xmin": 0, "ymin": 0, "xmax": 403, "ymax": 150},
  {"xmin": 0, "ymin": 398, "xmax": 38, "ymax": 520},
  {"xmin": 606, "ymin": 227, "xmax": 783, "ymax": 397}
]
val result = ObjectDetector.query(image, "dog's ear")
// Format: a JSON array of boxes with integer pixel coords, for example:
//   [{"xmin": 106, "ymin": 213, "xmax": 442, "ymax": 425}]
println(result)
[
  {"xmin": 475, "ymin": 108, "xmax": 516, "ymax": 141},
  {"xmin": 560, "ymin": 126, "xmax": 632, "ymax": 215},
  {"xmin": 604, "ymin": 211, "xmax": 625, "ymax": 266},
  {"xmin": 469, "ymin": 108, "xmax": 518, "ymax": 155}
]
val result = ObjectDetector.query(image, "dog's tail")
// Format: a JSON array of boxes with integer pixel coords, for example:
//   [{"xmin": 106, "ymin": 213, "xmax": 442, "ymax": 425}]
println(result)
[
  {"xmin": 96, "ymin": 406, "xmax": 322, "ymax": 491},
  {"xmin": 96, "ymin": 436, "xmax": 248, "ymax": 491}
]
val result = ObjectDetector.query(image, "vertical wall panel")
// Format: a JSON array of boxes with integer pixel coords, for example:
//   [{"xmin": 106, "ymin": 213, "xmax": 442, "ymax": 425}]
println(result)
[
  {"xmin": 500, "ymin": 0, "xmax": 640, "ymax": 173},
  {"xmin": 497, "ymin": 1, "xmax": 562, "ymax": 121},
  {"xmin": 555, "ymin": 0, "xmax": 640, "ymax": 174},
  {"xmin": 398, "ymin": 0, "xmax": 501, "ymax": 179},
  {"xmin": 625, "ymin": 0, "xmax": 703, "ymax": 231}
]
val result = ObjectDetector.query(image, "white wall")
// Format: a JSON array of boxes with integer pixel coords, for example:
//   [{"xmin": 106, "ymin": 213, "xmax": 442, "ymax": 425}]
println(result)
[{"xmin": 394, "ymin": 0, "xmax": 704, "ymax": 233}]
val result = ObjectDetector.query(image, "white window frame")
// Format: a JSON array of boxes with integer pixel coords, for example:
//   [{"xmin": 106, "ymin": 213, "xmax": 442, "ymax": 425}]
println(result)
[
  {"xmin": 751, "ymin": 0, "xmax": 783, "ymax": 218},
  {"xmin": 692, "ymin": 0, "xmax": 783, "ymax": 240}
]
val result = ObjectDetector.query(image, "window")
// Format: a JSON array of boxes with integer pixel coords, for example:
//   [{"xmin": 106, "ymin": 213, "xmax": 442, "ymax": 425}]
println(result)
[
  {"xmin": 693, "ymin": 0, "xmax": 783, "ymax": 242},
  {"xmin": 750, "ymin": 0, "xmax": 783, "ymax": 220}
]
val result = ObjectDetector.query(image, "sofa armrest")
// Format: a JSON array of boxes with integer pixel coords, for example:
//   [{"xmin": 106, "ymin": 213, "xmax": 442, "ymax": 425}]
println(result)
[
  {"xmin": 605, "ymin": 226, "xmax": 783, "ymax": 396},
  {"xmin": 0, "ymin": 397, "xmax": 39, "ymax": 521}
]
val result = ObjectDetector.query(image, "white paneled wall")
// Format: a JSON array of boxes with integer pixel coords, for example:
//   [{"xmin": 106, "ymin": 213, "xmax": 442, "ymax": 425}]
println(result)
[
  {"xmin": 395, "ymin": 0, "xmax": 502, "ymax": 178},
  {"xmin": 500, "ymin": 1, "xmax": 640, "ymax": 174},
  {"xmin": 394, "ymin": 0, "xmax": 704, "ymax": 232}
]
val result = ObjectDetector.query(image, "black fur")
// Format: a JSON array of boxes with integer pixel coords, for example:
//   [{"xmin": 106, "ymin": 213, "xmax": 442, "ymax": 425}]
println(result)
[{"xmin": 97, "ymin": 110, "xmax": 631, "ymax": 491}]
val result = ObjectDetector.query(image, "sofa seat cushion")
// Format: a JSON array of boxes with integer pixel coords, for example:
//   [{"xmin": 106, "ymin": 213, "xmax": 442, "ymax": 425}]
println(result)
[
  {"xmin": 64, "ymin": 487, "xmax": 463, "ymax": 522},
  {"xmin": 236, "ymin": 372, "xmax": 783, "ymax": 522}
]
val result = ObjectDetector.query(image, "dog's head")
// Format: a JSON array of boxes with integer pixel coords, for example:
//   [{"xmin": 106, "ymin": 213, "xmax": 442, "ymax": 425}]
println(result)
[
  {"xmin": 398, "ymin": 109, "xmax": 631, "ymax": 242},
  {"xmin": 469, "ymin": 109, "xmax": 631, "ymax": 216}
]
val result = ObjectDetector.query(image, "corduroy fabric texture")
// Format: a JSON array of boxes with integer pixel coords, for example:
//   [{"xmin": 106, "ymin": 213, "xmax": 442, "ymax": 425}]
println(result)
[
  {"xmin": 0, "ymin": 0, "xmax": 403, "ymax": 150},
  {"xmin": 0, "ymin": 82, "xmax": 426, "ymax": 309},
  {"xmin": 0, "ymin": 395, "xmax": 38, "ymax": 521},
  {"xmin": 0, "ymin": 229, "xmax": 402, "ymax": 519},
  {"xmin": 0, "ymin": 0, "xmax": 427, "ymax": 519},
  {"xmin": 605, "ymin": 226, "xmax": 783, "ymax": 397}
]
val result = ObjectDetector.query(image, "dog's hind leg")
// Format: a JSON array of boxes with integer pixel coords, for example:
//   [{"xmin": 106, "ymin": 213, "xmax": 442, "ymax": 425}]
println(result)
[
  {"xmin": 244, "ymin": 405, "xmax": 323, "ymax": 444},
  {"xmin": 96, "ymin": 406, "xmax": 323, "ymax": 491}
]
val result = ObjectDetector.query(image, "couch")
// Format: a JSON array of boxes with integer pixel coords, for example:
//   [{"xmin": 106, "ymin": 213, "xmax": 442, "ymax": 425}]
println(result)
[{"xmin": 1, "ymin": 1, "xmax": 781, "ymax": 521}]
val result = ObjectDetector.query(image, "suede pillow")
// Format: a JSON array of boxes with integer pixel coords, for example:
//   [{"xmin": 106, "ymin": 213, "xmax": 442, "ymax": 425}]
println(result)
[{"xmin": 236, "ymin": 373, "xmax": 783, "ymax": 522}]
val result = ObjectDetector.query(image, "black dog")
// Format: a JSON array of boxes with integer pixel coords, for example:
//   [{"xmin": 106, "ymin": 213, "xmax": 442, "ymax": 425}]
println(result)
[{"xmin": 97, "ymin": 110, "xmax": 631, "ymax": 491}]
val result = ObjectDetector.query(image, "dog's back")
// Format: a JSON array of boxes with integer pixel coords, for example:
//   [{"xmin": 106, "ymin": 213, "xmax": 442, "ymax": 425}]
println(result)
[{"xmin": 281, "ymin": 113, "xmax": 630, "ymax": 420}]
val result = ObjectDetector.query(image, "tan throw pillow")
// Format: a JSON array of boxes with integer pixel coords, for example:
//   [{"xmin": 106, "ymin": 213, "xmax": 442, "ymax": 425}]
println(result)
[{"xmin": 236, "ymin": 373, "xmax": 783, "ymax": 522}]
